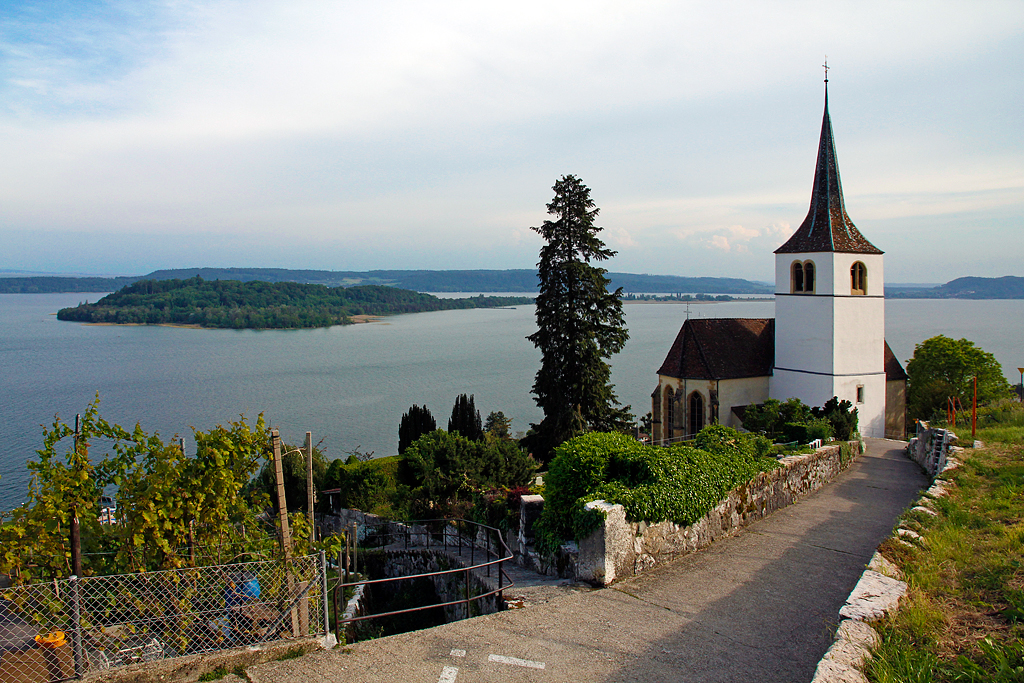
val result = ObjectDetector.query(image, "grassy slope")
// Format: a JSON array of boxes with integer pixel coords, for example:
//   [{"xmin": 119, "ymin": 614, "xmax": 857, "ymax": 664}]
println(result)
[{"xmin": 867, "ymin": 419, "xmax": 1024, "ymax": 682}]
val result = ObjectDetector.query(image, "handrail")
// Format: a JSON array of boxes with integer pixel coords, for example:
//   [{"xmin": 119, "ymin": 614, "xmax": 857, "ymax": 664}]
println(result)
[{"xmin": 333, "ymin": 517, "xmax": 515, "ymax": 639}]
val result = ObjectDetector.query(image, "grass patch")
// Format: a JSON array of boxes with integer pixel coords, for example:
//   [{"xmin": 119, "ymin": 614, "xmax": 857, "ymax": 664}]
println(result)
[
  {"xmin": 866, "ymin": 440, "xmax": 1024, "ymax": 682},
  {"xmin": 275, "ymin": 646, "xmax": 307, "ymax": 662},
  {"xmin": 198, "ymin": 665, "xmax": 246, "ymax": 681}
]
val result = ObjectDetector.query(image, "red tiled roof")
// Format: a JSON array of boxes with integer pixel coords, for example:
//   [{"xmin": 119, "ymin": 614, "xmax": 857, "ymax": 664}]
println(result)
[
  {"xmin": 657, "ymin": 318, "xmax": 775, "ymax": 380},
  {"xmin": 884, "ymin": 341, "xmax": 908, "ymax": 381},
  {"xmin": 776, "ymin": 88, "xmax": 883, "ymax": 256}
]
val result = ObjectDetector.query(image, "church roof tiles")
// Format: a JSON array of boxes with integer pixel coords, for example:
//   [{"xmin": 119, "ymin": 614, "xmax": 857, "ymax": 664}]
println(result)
[
  {"xmin": 657, "ymin": 318, "xmax": 775, "ymax": 380},
  {"xmin": 776, "ymin": 88, "xmax": 883, "ymax": 255}
]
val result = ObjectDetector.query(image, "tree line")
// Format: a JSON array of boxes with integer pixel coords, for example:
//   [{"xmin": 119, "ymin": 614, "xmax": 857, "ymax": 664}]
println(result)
[{"xmin": 55, "ymin": 278, "xmax": 533, "ymax": 329}]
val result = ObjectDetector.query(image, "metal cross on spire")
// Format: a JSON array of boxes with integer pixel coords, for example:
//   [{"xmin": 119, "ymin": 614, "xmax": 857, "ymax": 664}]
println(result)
[{"xmin": 823, "ymin": 56, "xmax": 829, "ymax": 83}]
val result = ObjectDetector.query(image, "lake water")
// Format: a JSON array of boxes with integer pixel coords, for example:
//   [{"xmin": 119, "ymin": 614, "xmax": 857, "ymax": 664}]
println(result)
[{"xmin": 2, "ymin": 293, "xmax": 1022, "ymax": 510}]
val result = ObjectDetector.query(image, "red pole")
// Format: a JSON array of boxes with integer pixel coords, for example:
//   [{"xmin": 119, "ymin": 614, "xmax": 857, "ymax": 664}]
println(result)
[{"xmin": 972, "ymin": 375, "xmax": 978, "ymax": 440}]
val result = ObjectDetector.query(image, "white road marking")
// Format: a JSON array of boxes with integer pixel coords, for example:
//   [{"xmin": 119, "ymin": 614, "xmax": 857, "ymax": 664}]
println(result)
[
  {"xmin": 450, "ymin": 649, "xmax": 466, "ymax": 657},
  {"xmin": 489, "ymin": 654, "xmax": 546, "ymax": 670},
  {"xmin": 439, "ymin": 665, "xmax": 459, "ymax": 683}
]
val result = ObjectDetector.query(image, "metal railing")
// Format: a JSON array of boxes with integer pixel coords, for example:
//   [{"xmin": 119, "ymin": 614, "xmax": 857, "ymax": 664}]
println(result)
[
  {"xmin": 0, "ymin": 553, "xmax": 328, "ymax": 682},
  {"xmin": 333, "ymin": 518, "xmax": 514, "ymax": 639}
]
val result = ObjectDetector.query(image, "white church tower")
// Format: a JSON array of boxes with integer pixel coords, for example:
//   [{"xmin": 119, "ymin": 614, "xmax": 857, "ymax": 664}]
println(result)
[{"xmin": 770, "ymin": 80, "xmax": 887, "ymax": 438}]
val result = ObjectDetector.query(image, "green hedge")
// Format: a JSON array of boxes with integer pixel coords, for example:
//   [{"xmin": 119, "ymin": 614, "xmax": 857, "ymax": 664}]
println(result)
[{"xmin": 534, "ymin": 426, "xmax": 779, "ymax": 553}]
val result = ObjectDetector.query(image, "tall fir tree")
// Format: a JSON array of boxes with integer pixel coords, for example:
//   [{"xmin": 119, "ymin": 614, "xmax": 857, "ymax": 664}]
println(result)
[
  {"xmin": 398, "ymin": 404, "xmax": 436, "ymax": 454},
  {"xmin": 448, "ymin": 394, "xmax": 483, "ymax": 441},
  {"xmin": 527, "ymin": 175, "xmax": 632, "ymax": 459}
]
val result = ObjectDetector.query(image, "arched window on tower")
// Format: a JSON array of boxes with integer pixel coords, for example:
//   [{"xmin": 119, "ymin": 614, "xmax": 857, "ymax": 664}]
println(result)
[
  {"xmin": 688, "ymin": 391, "xmax": 705, "ymax": 436},
  {"xmin": 803, "ymin": 261, "xmax": 815, "ymax": 293},
  {"xmin": 664, "ymin": 386, "xmax": 675, "ymax": 441},
  {"xmin": 851, "ymin": 261, "xmax": 867, "ymax": 295},
  {"xmin": 791, "ymin": 261, "xmax": 804, "ymax": 293}
]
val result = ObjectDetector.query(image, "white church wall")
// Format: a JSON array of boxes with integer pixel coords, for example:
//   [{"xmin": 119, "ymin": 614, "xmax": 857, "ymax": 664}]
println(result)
[
  {"xmin": 718, "ymin": 376, "xmax": 771, "ymax": 429},
  {"xmin": 834, "ymin": 374, "xmax": 886, "ymax": 438},
  {"xmin": 774, "ymin": 296, "xmax": 833, "ymax": 374},
  {"xmin": 770, "ymin": 369, "xmax": 834, "ymax": 411},
  {"xmin": 832, "ymin": 295, "xmax": 885, "ymax": 375}
]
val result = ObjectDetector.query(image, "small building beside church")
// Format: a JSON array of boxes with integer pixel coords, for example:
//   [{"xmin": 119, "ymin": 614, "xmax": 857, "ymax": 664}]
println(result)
[{"xmin": 652, "ymin": 84, "xmax": 908, "ymax": 442}]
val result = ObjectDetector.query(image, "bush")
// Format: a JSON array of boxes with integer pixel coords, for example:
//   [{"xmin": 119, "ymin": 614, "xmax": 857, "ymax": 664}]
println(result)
[
  {"xmin": 398, "ymin": 430, "xmax": 537, "ymax": 518},
  {"xmin": 323, "ymin": 456, "xmax": 398, "ymax": 516},
  {"xmin": 533, "ymin": 427, "xmax": 780, "ymax": 553},
  {"xmin": 811, "ymin": 397, "xmax": 858, "ymax": 440}
]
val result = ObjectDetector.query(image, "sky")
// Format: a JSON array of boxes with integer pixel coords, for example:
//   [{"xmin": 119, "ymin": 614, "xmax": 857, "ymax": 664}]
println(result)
[{"xmin": 0, "ymin": 1, "xmax": 1021, "ymax": 283}]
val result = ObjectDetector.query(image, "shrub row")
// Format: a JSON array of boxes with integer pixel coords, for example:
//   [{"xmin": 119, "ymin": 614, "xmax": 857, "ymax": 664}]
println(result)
[{"xmin": 534, "ymin": 426, "xmax": 780, "ymax": 553}]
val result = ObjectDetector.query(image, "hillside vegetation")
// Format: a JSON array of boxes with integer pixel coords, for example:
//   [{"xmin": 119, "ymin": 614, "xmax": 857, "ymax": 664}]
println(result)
[
  {"xmin": 868, "ymin": 404, "xmax": 1024, "ymax": 682},
  {"xmin": 55, "ymin": 277, "xmax": 533, "ymax": 329},
  {"xmin": 886, "ymin": 276, "xmax": 1024, "ymax": 299}
]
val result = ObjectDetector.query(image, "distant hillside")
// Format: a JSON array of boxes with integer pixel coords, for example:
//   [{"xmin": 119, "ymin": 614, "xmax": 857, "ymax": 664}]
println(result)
[
  {"xmin": 0, "ymin": 276, "xmax": 138, "ymax": 293},
  {"xmin": 143, "ymin": 268, "xmax": 774, "ymax": 294},
  {"xmin": 56, "ymin": 278, "xmax": 534, "ymax": 330},
  {"xmin": 1, "ymin": 268, "xmax": 774, "ymax": 294},
  {"xmin": 886, "ymin": 276, "xmax": 1024, "ymax": 299}
]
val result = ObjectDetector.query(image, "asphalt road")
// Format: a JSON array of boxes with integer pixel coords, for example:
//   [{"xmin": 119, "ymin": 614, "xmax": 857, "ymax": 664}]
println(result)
[{"xmin": 248, "ymin": 439, "xmax": 927, "ymax": 683}]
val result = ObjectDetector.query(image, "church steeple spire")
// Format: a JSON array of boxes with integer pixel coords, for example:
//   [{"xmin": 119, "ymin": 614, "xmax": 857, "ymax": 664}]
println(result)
[{"xmin": 776, "ymin": 78, "xmax": 882, "ymax": 255}]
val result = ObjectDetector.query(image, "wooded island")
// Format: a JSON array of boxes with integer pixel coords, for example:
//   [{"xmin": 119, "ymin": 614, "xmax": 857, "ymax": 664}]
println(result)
[{"xmin": 56, "ymin": 277, "xmax": 534, "ymax": 329}]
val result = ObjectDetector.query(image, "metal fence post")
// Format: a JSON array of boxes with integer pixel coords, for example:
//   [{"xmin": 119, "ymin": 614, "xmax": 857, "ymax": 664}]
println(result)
[
  {"xmin": 319, "ymin": 551, "xmax": 330, "ymax": 639},
  {"xmin": 464, "ymin": 568, "xmax": 471, "ymax": 620},
  {"xmin": 70, "ymin": 575, "xmax": 84, "ymax": 679}
]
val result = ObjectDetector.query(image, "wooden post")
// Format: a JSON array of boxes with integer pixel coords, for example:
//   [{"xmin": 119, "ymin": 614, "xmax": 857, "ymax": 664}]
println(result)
[
  {"xmin": 188, "ymin": 519, "xmax": 196, "ymax": 567},
  {"xmin": 306, "ymin": 431, "xmax": 314, "ymax": 543},
  {"xmin": 972, "ymin": 375, "xmax": 978, "ymax": 440},
  {"xmin": 272, "ymin": 430, "xmax": 292, "ymax": 560},
  {"xmin": 71, "ymin": 414, "xmax": 82, "ymax": 577},
  {"xmin": 335, "ymin": 547, "xmax": 344, "ymax": 642},
  {"xmin": 272, "ymin": 430, "xmax": 300, "ymax": 636}
]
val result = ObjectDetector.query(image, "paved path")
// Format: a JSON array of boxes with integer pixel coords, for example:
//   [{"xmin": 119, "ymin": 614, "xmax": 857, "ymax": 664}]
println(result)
[{"xmin": 249, "ymin": 439, "xmax": 927, "ymax": 683}]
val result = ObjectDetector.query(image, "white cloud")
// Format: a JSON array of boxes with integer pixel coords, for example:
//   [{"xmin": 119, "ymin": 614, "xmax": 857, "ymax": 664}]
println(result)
[{"xmin": 0, "ymin": 0, "xmax": 1022, "ymax": 280}]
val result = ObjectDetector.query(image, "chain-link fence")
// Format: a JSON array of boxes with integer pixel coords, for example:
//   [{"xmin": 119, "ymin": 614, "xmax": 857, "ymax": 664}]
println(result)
[{"xmin": 0, "ymin": 553, "xmax": 327, "ymax": 683}]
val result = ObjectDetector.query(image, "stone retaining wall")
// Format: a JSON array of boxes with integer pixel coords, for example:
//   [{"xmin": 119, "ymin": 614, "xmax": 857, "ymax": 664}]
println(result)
[{"xmin": 576, "ymin": 441, "xmax": 862, "ymax": 585}]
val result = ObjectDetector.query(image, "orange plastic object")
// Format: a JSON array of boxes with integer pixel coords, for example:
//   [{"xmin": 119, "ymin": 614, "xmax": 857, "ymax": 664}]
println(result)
[{"xmin": 35, "ymin": 631, "xmax": 66, "ymax": 649}]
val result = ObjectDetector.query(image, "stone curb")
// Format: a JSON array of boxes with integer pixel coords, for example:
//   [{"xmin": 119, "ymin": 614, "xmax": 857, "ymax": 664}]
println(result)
[{"xmin": 810, "ymin": 444, "xmax": 959, "ymax": 683}]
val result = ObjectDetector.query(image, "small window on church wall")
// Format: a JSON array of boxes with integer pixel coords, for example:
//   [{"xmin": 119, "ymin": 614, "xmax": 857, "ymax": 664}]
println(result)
[
  {"xmin": 688, "ymin": 391, "xmax": 705, "ymax": 436},
  {"xmin": 791, "ymin": 262, "xmax": 804, "ymax": 293},
  {"xmin": 664, "ymin": 387, "xmax": 675, "ymax": 438},
  {"xmin": 856, "ymin": 385, "xmax": 865, "ymax": 404},
  {"xmin": 851, "ymin": 262, "xmax": 867, "ymax": 295},
  {"xmin": 803, "ymin": 261, "xmax": 815, "ymax": 293}
]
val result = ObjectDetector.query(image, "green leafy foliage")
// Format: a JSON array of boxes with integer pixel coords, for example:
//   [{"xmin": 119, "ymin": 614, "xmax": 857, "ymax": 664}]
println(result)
[
  {"xmin": 907, "ymin": 335, "xmax": 1013, "ymax": 421},
  {"xmin": 484, "ymin": 411, "xmax": 513, "ymax": 440},
  {"xmin": 527, "ymin": 175, "xmax": 632, "ymax": 459},
  {"xmin": 55, "ymin": 277, "xmax": 534, "ymax": 329},
  {"xmin": 448, "ymin": 394, "xmax": 483, "ymax": 441},
  {"xmin": 323, "ymin": 457, "xmax": 399, "ymax": 516},
  {"xmin": 742, "ymin": 396, "xmax": 853, "ymax": 442},
  {"xmin": 250, "ymin": 441, "xmax": 328, "ymax": 512},
  {"xmin": 533, "ymin": 427, "xmax": 779, "ymax": 553},
  {"xmin": 397, "ymin": 430, "xmax": 537, "ymax": 519},
  {"xmin": 811, "ymin": 397, "xmax": 858, "ymax": 440},
  {"xmin": 0, "ymin": 397, "xmax": 280, "ymax": 581},
  {"xmin": 398, "ymin": 404, "xmax": 436, "ymax": 455}
]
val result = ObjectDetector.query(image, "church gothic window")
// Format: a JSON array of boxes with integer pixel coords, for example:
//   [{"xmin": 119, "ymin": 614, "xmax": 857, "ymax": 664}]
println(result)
[
  {"xmin": 791, "ymin": 260, "xmax": 815, "ymax": 293},
  {"xmin": 688, "ymin": 391, "xmax": 705, "ymax": 436},
  {"xmin": 851, "ymin": 262, "xmax": 867, "ymax": 295},
  {"xmin": 664, "ymin": 386, "xmax": 675, "ymax": 439}
]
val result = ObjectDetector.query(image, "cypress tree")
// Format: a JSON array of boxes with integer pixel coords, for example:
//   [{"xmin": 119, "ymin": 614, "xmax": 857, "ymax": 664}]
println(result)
[
  {"xmin": 527, "ymin": 175, "xmax": 632, "ymax": 459},
  {"xmin": 448, "ymin": 394, "xmax": 483, "ymax": 441},
  {"xmin": 398, "ymin": 404, "xmax": 436, "ymax": 454}
]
